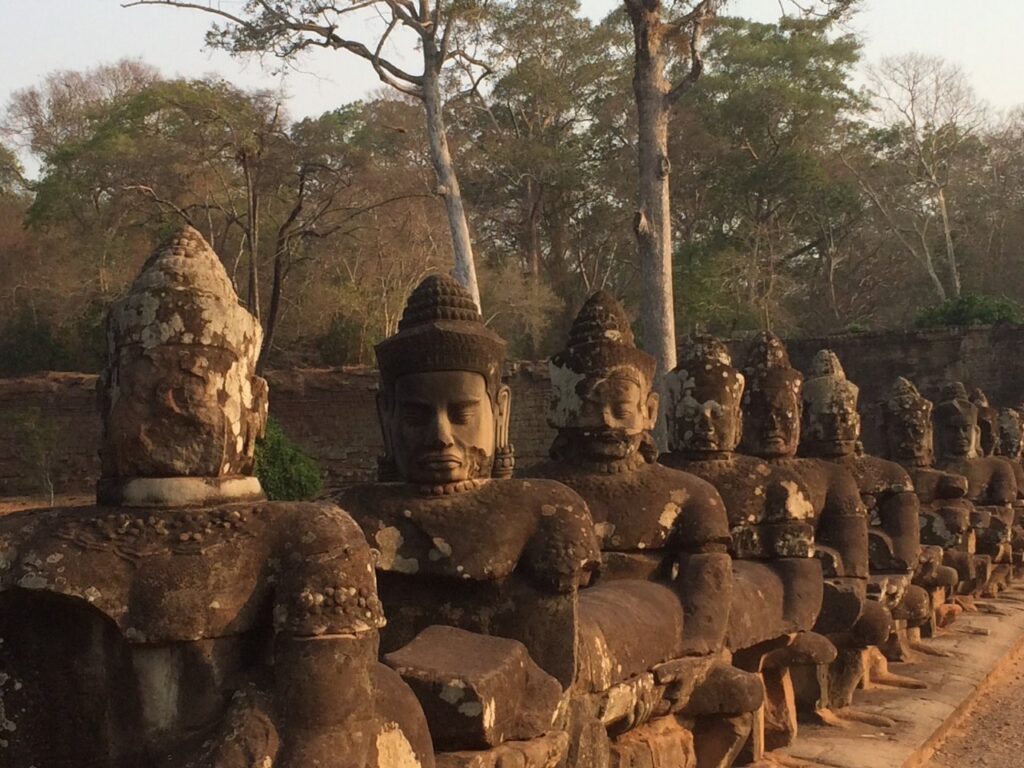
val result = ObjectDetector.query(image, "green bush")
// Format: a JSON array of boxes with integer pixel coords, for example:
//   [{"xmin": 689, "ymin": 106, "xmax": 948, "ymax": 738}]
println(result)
[
  {"xmin": 254, "ymin": 418, "xmax": 324, "ymax": 501},
  {"xmin": 0, "ymin": 310, "xmax": 74, "ymax": 376},
  {"xmin": 914, "ymin": 294, "xmax": 1021, "ymax": 329}
]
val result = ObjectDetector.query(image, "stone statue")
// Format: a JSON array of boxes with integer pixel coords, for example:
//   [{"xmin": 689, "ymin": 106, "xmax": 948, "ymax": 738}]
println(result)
[
  {"xmin": 737, "ymin": 332, "xmax": 898, "ymax": 724},
  {"xmin": 800, "ymin": 350, "xmax": 953, "ymax": 655},
  {"xmin": 336, "ymin": 275, "xmax": 604, "ymax": 766},
  {"xmin": 528, "ymin": 294, "xmax": 764, "ymax": 766},
  {"xmin": 934, "ymin": 382, "xmax": 1017, "ymax": 593},
  {"xmin": 662, "ymin": 334, "xmax": 833, "ymax": 749},
  {"xmin": 0, "ymin": 227, "xmax": 433, "ymax": 768},
  {"xmin": 970, "ymin": 388, "xmax": 1001, "ymax": 458},
  {"xmin": 880, "ymin": 377, "xmax": 984, "ymax": 599}
]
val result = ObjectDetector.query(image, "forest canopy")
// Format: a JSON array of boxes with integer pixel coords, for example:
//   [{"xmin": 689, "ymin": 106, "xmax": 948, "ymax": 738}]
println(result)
[{"xmin": 1, "ymin": 2, "xmax": 1021, "ymax": 375}]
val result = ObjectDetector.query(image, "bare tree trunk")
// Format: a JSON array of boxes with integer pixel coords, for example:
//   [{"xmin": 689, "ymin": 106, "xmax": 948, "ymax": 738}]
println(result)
[
  {"xmin": 259, "ymin": 237, "xmax": 287, "ymax": 374},
  {"xmin": 627, "ymin": 2, "xmax": 676, "ymax": 384},
  {"xmin": 935, "ymin": 186, "xmax": 961, "ymax": 296},
  {"xmin": 242, "ymin": 157, "xmax": 261, "ymax": 319},
  {"xmin": 422, "ymin": 45, "xmax": 481, "ymax": 310}
]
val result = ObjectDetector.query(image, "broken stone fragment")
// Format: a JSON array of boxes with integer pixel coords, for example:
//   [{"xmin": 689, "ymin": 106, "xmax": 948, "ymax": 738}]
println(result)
[{"xmin": 384, "ymin": 625, "xmax": 563, "ymax": 752}]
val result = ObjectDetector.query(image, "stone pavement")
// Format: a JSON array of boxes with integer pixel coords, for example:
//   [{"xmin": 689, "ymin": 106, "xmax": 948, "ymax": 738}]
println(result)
[{"xmin": 769, "ymin": 586, "xmax": 1024, "ymax": 768}]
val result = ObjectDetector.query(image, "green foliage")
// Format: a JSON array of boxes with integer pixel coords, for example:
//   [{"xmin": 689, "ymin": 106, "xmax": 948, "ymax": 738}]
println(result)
[
  {"xmin": 914, "ymin": 294, "xmax": 1021, "ymax": 329},
  {"xmin": 0, "ymin": 310, "xmax": 74, "ymax": 375},
  {"xmin": 317, "ymin": 314, "xmax": 367, "ymax": 366},
  {"xmin": 254, "ymin": 418, "xmax": 323, "ymax": 501},
  {"xmin": 3, "ymin": 407, "xmax": 59, "ymax": 504}
]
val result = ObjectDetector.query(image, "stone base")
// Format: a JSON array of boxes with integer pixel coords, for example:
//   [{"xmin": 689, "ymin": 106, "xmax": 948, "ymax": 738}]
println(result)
[
  {"xmin": 768, "ymin": 584, "xmax": 1024, "ymax": 767},
  {"xmin": 435, "ymin": 731, "xmax": 569, "ymax": 768}
]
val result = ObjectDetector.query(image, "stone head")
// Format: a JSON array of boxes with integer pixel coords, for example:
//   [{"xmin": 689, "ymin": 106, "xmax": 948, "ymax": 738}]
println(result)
[
  {"xmin": 801, "ymin": 349, "xmax": 861, "ymax": 458},
  {"xmin": 997, "ymin": 407, "xmax": 1023, "ymax": 460},
  {"xmin": 667, "ymin": 335, "xmax": 745, "ymax": 456},
  {"xmin": 740, "ymin": 332, "xmax": 803, "ymax": 459},
  {"xmin": 934, "ymin": 382, "xmax": 980, "ymax": 461},
  {"xmin": 98, "ymin": 226, "xmax": 268, "ymax": 497},
  {"xmin": 881, "ymin": 377, "xmax": 934, "ymax": 467},
  {"xmin": 970, "ymin": 388, "xmax": 1000, "ymax": 457},
  {"xmin": 375, "ymin": 274, "xmax": 512, "ymax": 486},
  {"xmin": 547, "ymin": 291, "xmax": 658, "ymax": 464}
]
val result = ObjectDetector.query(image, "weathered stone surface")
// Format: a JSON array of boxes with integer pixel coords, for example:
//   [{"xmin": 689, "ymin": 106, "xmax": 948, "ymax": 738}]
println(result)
[
  {"xmin": 0, "ymin": 228, "xmax": 435, "ymax": 768},
  {"xmin": 99, "ymin": 226, "xmax": 267, "ymax": 493},
  {"xmin": 384, "ymin": 626, "xmax": 562, "ymax": 751}
]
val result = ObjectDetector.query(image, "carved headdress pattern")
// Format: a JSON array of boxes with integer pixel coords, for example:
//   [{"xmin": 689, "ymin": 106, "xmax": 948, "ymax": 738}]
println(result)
[
  {"xmin": 375, "ymin": 274, "xmax": 506, "ymax": 400},
  {"xmin": 741, "ymin": 332, "xmax": 803, "ymax": 400},
  {"xmin": 802, "ymin": 349, "xmax": 859, "ymax": 416},
  {"xmin": 550, "ymin": 290, "xmax": 656, "ymax": 383},
  {"xmin": 935, "ymin": 381, "xmax": 978, "ymax": 421}
]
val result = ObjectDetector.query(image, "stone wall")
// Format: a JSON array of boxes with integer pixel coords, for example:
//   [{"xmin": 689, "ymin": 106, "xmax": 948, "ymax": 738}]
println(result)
[
  {"xmin": 0, "ymin": 363, "xmax": 561, "ymax": 497},
  {"xmin": 2, "ymin": 324, "xmax": 1022, "ymax": 497}
]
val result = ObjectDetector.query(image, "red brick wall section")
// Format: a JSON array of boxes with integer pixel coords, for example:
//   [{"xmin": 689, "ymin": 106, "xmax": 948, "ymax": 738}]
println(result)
[{"xmin": 1, "ymin": 325, "xmax": 1022, "ymax": 497}]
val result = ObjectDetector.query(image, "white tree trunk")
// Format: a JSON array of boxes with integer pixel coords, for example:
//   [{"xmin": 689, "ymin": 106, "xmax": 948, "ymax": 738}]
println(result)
[{"xmin": 422, "ymin": 52, "xmax": 481, "ymax": 310}]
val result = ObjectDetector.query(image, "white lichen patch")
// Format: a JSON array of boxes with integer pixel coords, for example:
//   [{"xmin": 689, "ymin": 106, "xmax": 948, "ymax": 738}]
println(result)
[
  {"xmin": 780, "ymin": 480, "xmax": 814, "ymax": 520},
  {"xmin": 376, "ymin": 722, "xmax": 421, "ymax": 767}
]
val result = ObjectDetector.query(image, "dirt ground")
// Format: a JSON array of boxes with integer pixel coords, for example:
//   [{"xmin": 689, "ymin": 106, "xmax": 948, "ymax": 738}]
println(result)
[{"xmin": 926, "ymin": 643, "xmax": 1024, "ymax": 767}]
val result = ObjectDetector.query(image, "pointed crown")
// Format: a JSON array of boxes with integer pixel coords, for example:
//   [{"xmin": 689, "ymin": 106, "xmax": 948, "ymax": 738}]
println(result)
[
  {"xmin": 883, "ymin": 376, "xmax": 932, "ymax": 418},
  {"xmin": 670, "ymin": 334, "xmax": 744, "ymax": 402},
  {"xmin": 742, "ymin": 331, "xmax": 802, "ymax": 397},
  {"xmin": 970, "ymin": 388, "xmax": 992, "ymax": 409},
  {"xmin": 375, "ymin": 274, "xmax": 506, "ymax": 398},
  {"xmin": 109, "ymin": 226, "xmax": 262, "ymax": 356},
  {"xmin": 803, "ymin": 348, "xmax": 858, "ymax": 411},
  {"xmin": 550, "ymin": 291, "xmax": 655, "ymax": 383},
  {"xmin": 935, "ymin": 380, "xmax": 977, "ymax": 421}
]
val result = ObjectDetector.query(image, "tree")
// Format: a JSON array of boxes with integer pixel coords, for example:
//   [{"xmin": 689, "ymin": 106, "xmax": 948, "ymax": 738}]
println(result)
[
  {"xmin": 622, "ymin": 0, "xmax": 714, "ymax": 386},
  {"xmin": 125, "ymin": 0, "xmax": 492, "ymax": 309},
  {"xmin": 844, "ymin": 54, "xmax": 987, "ymax": 301}
]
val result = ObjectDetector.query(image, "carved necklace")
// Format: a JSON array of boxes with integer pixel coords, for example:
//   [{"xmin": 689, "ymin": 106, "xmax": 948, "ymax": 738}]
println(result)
[
  {"xmin": 571, "ymin": 451, "xmax": 648, "ymax": 475},
  {"xmin": 415, "ymin": 478, "xmax": 487, "ymax": 497}
]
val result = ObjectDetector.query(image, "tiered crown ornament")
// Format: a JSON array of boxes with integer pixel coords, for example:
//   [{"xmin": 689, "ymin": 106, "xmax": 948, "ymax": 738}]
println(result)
[
  {"xmin": 935, "ymin": 381, "xmax": 977, "ymax": 420},
  {"xmin": 375, "ymin": 274, "xmax": 515, "ymax": 479},
  {"xmin": 98, "ymin": 226, "xmax": 267, "ymax": 505},
  {"xmin": 548, "ymin": 290, "xmax": 655, "ymax": 428}
]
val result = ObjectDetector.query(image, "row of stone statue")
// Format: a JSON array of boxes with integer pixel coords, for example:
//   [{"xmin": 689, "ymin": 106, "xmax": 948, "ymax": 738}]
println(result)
[{"xmin": 0, "ymin": 226, "xmax": 1021, "ymax": 768}]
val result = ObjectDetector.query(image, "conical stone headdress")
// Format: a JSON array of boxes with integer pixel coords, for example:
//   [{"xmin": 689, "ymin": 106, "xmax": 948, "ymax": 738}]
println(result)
[
  {"xmin": 375, "ymin": 274, "xmax": 506, "ymax": 400},
  {"xmin": 802, "ymin": 349, "xmax": 859, "ymax": 419},
  {"xmin": 99, "ymin": 225, "xmax": 267, "ymax": 504},
  {"xmin": 548, "ymin": 291, "xmax": 655, "ymax": 429}
]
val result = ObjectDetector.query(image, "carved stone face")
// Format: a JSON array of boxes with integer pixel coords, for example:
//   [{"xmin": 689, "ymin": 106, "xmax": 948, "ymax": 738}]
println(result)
[
  {"xmin": 383, "ymin": 370, "xmax": 510, "ymax": 485},
  {"xmin": 671, "ymin": 379, "xmax": 742, "ymax": 454},
  {"xmin": 998, "ymin": 409, "xmax": 1023, "ymax": 460},
  {"xmin": 558, "ymin": 371, "xmax": 657, "ymax": 462},
  {"xmin": 745, "ymin": 386, "xmax": 801, "ymax": 459},
  {"xmin": 884, "ymin": 409, "xmax": 933, "ymax": 466},
  {"xmin": 804, "ymin": 397, "xmax": 860, "ymax": 458},
  {"xmin": 101, "ymin": 345, "xmax": 268, "ymax": 479},
  {"xmin": 936, "ymin": 410, "xmax": 979, "ymax": 460},
  {"xmin": 976, "ymin": 409, "xmax": 1000, "ymax": 457}
]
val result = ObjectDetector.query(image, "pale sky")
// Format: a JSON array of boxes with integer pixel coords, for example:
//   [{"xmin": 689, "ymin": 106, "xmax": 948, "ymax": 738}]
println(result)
[{"xmin": 1, "ymin": 0, "xmax": 1021, "ymax": 136}]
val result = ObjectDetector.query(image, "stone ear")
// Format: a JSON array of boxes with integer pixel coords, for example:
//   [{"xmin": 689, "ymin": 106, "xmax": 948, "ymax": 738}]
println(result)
[
  {"xmin": 495, "ymin": 384, "xmax": 512, "ymax": 450},
  {"xmin": 645, "ymin": 390, "xmax": 660, "ymax": 431}
]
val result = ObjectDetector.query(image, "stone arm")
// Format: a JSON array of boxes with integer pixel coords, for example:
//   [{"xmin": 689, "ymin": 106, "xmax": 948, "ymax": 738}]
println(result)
[
  {"xmin": 986, "ymin": 460, "xmax": 1018, "ymax": 505},
  {"xmin": 520, "ymin": 485, "xmax": 602, "ymax": 594},
  {"xmin": 870, "ymin": 488, "xmax": 921, "ymax": 572},
  {"xmin": 270, "ymin": 503, "xmax": 434, "ymax": 768},
  {"xmin": 815, "ymin": 466, "xmax": 870, "ymax": 581},
  {"xmin": 670, "ymin": 479, "xmax": 734, "ymax": 656}
]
